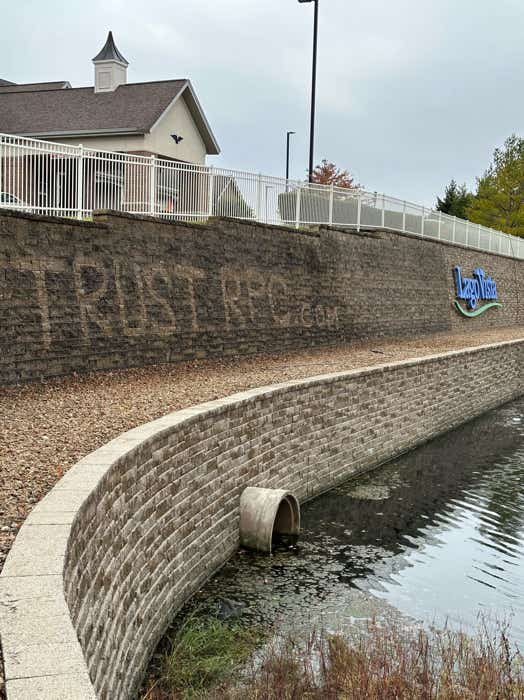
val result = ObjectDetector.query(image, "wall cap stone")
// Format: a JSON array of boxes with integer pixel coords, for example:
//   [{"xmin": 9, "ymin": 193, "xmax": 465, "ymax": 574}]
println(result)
[
  {"xmin": 0, "ymin": 209, "xmax": 107, "ymax": 229},
  {"xmin": 1, "ymin": 208, "xmax": 519, "ymax": 260}
]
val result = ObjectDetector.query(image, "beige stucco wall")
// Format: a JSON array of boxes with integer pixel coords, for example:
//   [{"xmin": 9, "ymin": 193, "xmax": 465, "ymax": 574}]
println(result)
[
  {"xmin": 144, "ymin": 94, "xmax": 208, "ymax": 164},
  {"xmin": 45, "ymin": 95, "xmax": 208, "ymax": 164},
  {"xmin": 47, "ymin": 134, "xmax": 145, "ymax": 154}
]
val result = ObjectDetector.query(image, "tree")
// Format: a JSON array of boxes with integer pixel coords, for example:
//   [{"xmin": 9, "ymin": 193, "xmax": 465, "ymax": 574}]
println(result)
[
  {"xmin": 466, "ymin": 134, "xmax": 524, "ymax": 237},
  {"xmin": 311, "ymin": 160, "xmax": 359, "ymax": 189},
  {"xmin": 436, "ymin": 180, "xmax": 472, "ymax": 219}
]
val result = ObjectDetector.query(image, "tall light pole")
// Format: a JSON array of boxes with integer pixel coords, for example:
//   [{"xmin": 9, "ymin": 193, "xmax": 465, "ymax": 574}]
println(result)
[
  {"xmin": 286, "ymin": 131, "xmax": 295, "ymax": 183},
  {"xmin": 298, "ymin": 0, "xmax": 319, "ymax": 183}
]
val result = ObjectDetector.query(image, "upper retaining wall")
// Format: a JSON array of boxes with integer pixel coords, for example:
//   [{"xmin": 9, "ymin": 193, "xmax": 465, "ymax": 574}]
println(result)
[
  {"xmin": 0, "ymin": 339, "xmax": 522, "ymax": 699},
  {"xmin": 0, "ymin": 209, "xmax": 522, "ymax": 384}
]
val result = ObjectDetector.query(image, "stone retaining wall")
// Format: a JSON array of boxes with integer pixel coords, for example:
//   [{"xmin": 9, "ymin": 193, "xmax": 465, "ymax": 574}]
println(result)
[
  {"xmin": 1, "ymin": 209, "xmax": 522, "ymax": 385},
  {"xmin": 0, "ymin": 340, "xmax": 522, "ymax": 699}
]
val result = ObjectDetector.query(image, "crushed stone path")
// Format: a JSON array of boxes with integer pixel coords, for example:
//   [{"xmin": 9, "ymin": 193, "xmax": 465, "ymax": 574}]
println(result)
[{"xmin": 0, "ymin": 328, "xmax": 523, "ymax": 697}]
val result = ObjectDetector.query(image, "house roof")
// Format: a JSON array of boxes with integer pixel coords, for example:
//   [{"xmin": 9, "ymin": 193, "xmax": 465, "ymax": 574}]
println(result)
[
  {"xmin": 0, "ymin": 79, "xmax": 220, "ymax": 154},
  {"xmin": 0, "ymin": 81, "xmax": 71, "ymax": 93},
  {"xmin": 92, "ymin": 31, "xmax": 129, "ymax": 66}
]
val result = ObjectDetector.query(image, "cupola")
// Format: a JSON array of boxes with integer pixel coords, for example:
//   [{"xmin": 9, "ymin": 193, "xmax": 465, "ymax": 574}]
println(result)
[{"xmin": 92, "ymin": 31, "xmax": 128, "ymax": 93}]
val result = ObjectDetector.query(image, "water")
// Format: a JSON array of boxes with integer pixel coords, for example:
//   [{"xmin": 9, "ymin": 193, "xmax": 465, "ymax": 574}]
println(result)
[{"xmin": 180, "ymin": 397, "xmax": 524, "ymax": 645}]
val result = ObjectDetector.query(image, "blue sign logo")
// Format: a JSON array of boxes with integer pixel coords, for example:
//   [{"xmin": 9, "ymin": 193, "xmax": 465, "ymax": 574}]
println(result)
[{"xmin": 453, "ymin": 266, "xmax": 502, "ymax": 317}]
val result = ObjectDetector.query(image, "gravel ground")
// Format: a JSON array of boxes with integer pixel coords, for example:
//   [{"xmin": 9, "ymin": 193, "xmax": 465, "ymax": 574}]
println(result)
[{"xmin": 0, "ymin": 327, "xmax": 522, "ymax": 698}]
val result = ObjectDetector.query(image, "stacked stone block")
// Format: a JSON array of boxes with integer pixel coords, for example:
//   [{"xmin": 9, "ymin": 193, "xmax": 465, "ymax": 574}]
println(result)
[
  {"xmin": 0, "ymin": 340, "xmax": 522, "ymax": 699},
  {"xmin": 0, "ymin": 209, "xmax": 522, "ymax": 385}
]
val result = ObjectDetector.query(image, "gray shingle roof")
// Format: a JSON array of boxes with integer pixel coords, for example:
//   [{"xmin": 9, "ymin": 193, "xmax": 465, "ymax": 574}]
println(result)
[
  {"xmin": 0, "ymin": 79, "xmax": 220, "ymax": 154},
  {"xmin": 92, "ymin": 31, "xmax": 129, "ymax": 66},
  {"xmin": 0, "ymin": 79, "xmax": 15, "ymax": 86},
  {"xmin": 0, "ymin": 79, "xmax": 186, "ymax": 135},
  {"xmin": 0, "ymin": 81, "xmax": 71, "ymax": 93}
]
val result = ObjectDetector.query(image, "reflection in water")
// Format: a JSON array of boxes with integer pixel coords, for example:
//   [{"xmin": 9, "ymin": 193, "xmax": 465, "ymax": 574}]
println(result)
[{"xmin": 183, "ymin": 398, "xmax": 524, "ymax": 645}]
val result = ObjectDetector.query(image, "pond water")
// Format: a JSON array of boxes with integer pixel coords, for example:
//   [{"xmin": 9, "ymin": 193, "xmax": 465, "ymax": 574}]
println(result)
[{"xmin": 169, "ymin": 397, "xmax": 524, "ymax": 647}]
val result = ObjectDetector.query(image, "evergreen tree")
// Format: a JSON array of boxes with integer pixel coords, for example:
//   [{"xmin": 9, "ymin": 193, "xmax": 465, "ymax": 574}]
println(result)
[
  {"xmin": 466, "ymin": 134, "xmax": 524, "ymax": 237},
  {"xmin": 436, "ymin": 180, "xmax": 472, "ymax": 219}
]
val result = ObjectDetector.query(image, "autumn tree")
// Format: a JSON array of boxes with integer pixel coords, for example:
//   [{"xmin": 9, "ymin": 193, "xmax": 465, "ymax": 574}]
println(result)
[
  {"xmin": 311, "ymin": 160, "xmax": 359, "ymax": 189},
  {"xmin": 466, "ymin": 134, "xmax": 524, "ymax": 237},
  {"xmin": 436, "ymin": 180, "xmax": 472, "ymax": 219}
]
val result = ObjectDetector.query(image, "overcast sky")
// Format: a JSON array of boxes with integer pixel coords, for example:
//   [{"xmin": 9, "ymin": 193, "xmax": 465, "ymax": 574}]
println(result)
[{"xmin": 2, "ymin": 0, "xmax": 523, "ymax": 205}]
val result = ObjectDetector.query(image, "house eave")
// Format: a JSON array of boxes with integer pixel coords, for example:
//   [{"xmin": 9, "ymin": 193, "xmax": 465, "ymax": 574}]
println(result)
[
  {"xmin": 184, "ymin": 82, "xmax": 221, "ymax": 155},
  {"xmin": 16, "ymin": 128, "xmax": 145, "ymax": 139},
  {"xmin": 91, "ymin": 58, "xmax": 128, "ymax": 69}
]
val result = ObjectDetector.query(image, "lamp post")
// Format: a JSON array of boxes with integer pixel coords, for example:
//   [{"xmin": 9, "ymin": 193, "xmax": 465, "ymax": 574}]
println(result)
[
  {"xmin": 298, "ymin": 0, "xmax": 319, "ymax": 183},
  {"xmin": 286, "ymin": 131, "xmax": 295, "ymax": 186}
]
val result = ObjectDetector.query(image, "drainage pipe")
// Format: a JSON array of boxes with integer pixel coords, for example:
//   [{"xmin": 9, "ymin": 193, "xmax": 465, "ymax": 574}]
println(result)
[{"xmin": 239, "ymin": 487, "xmax": 300, "ymax": 553}]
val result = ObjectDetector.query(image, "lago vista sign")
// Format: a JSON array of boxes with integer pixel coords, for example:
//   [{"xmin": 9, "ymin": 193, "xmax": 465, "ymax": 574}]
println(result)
[{"xmin": 453, "ymin": 266, "xmax": 502, "ymax": 317}]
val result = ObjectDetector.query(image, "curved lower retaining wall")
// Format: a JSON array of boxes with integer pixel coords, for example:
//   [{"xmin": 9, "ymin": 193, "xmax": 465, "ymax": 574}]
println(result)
[{"xmin": 0, "ymin": 340, "xmax": 522, "ymax": 699}]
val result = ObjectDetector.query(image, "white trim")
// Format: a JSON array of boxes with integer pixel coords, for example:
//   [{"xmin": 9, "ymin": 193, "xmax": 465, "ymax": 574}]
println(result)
[
  {"xmin": 149, "ymin": 80, "xmax": 220, "ymax": 156},
  {"xmin": 148, "ymin": 80, "xmax": 189, "ymax": 132},
  {"xmin": 92, "ymin": 58, "xmax": 129, "ymax": 68},
  {"xmin": 19, "ymin": 128, "xmax": 144, "ymax": 138}
]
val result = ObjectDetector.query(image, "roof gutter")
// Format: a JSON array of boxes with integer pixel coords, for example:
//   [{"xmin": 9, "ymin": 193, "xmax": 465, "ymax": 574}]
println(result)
[{"xmin": 17, "ymin": 127, "xmax": 146, "ymax": 138}]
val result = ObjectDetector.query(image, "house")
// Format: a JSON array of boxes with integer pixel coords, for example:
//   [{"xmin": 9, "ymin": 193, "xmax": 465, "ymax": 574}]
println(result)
[
  {"xmin": 0, "ymin": 32, "xmax": 223, "ymax": 216},
  {"xmin": 0, "ymin": 31, "xmax": 220, "ymax": 165}
]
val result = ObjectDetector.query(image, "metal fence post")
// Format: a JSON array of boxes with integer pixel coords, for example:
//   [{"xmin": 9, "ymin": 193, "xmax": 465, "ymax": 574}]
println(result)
[
  {"xmin": 295, "ymin": 185, "xmax": 301, "ymax": 229},
  {"xmin": 255, "ymin": 174, "xmax": 262, "ymax": 221},
  {"xmin": 149, "ymin": 155, "xmax": 156, "ymax": 216},
  {"xmin": 0, "ymin": 137, "xmax": 4, "ymax": 198},
  {"xmin": 76, "ymin": 144, "xmax": 84, "ymax": 220},
  {"xmin": 1, "ymin": 131, "xmax": 523, "ymax": 259},
  {"xmin": 207, "ymin": 166, "xmax": 215, "ymax": 219}
]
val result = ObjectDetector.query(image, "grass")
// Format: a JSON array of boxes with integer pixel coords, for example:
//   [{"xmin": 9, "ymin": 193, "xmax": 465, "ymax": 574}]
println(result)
[
  {"xmin": 142, "ymin": 615, "xmax": 524, "ymax": 700},
  {"xmin": 141, "ymin": 613, "xmax": 263, "ymax": 700}
]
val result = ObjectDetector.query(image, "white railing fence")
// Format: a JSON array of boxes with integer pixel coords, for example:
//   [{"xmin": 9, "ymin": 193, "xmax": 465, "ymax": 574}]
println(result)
[{"xmin": 1, "ymin": 133, "xmax": 523, "ymax": 259}]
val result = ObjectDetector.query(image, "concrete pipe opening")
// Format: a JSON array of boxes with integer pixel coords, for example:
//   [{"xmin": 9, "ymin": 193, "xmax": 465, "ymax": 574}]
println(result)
[{"xmin": 239, "ymin": 487, "xmax": 300, "ymax": 554}]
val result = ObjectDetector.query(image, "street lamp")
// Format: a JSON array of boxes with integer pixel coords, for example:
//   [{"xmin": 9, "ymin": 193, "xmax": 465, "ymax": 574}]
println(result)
[
  {"xmin": 286, "ymin": 131, "xmax": 295, "ymax": 184},
  {"xmin": 298, "ymin": 0, "xmax": 319, "ymax": 183}
]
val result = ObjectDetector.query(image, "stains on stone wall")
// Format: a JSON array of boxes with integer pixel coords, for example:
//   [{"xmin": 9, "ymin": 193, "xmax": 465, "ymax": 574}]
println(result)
[
  {"xmin": 2, "ymin": 256, "xmax": 340, "ymax": 343},
  {"xmin": 0, "ymin": 211, "xmax": 521, "ymax": 384}
]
